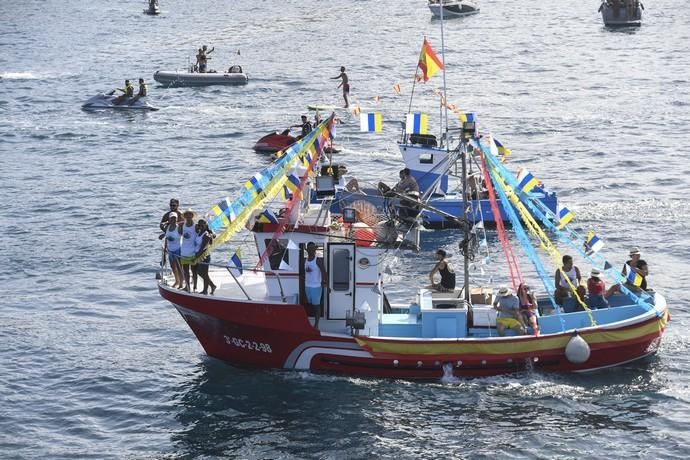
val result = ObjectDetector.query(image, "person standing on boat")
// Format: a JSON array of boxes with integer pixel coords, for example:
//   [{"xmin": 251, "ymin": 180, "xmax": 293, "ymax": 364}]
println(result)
[
  {"xmin": 160, "ymin": 198, "xmax": 183, "ymax": 233},
  {"xmin": 554, "ymin": 255, "xmax": 586, "ymax": 307},
  {"xmin": 587, "ymin": 268, "xmax": 608, "ymax": 309},
  {"xmin": 197, "ymin": 45, "xmax": 214, "ymax": 73},
  {"xmin": 331, "ymin": 66, "xmax": 350, "ymax": 108},
  {"xmin": 304, "ymin": 242, "xmax": 328, "ymax": 329},
  {"xmin": 428, "ymin": 249, "xmax": 456, "ymax": 292},
  {"xmin": 493, "ymin": 287, "xmax": 526, "ymax": 336},
  {"xmin": 179, "ymin": 209, "xmax": 197, "ymax": 292},
  {"xmin": 164, "ymin": 213, "xmax": 184, "ymax": 289},
  {"xmin": 194, "ymin": 219, "xmax": 216, "ymax": 295}
]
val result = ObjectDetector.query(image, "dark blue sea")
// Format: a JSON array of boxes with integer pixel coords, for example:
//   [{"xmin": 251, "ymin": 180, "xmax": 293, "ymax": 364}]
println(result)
[{"xmin": 2, "ymin": 0, "xmax": 689, "ymax": 458}]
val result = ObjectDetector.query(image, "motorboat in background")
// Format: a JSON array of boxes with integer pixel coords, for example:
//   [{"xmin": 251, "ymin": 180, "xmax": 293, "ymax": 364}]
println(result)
[
  {"xmin": 81, "ymin": 93, "xmax": 159, "ymax": 111},
  {"xmin": 154, "ymin": 65, "xmax": 248, "ymax": 87},
  {"xmin": 144, "ymin": 0, "xmax": 161, "ymax": 15},
  {"xmin": 428, "ymin": 0, "xmax": 480, "ymax": 19},
  {"xmin": 599, "ymin": 1, "xmax": 643, "ymax": 27}
]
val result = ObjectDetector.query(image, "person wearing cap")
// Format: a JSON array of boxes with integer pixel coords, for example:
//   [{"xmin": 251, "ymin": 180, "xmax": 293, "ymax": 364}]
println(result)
[
  {"xmin": 194, "ymin": 219, "xmax": 216, "ymax": 295},
  {"xmin": 622, "ymin": 247, "xmax": 641, "ymax": 277},
  {"xmin": 163, "ymin": 213, "xmax": 184, "ymax": 289},
  {"xmin": 179, "ymin": 209, "xmax": 197, "ymax": 292},
  {"xmin": 493, "ymin": 287, "xmax": 525, "ymax": 336},
  {"xmin": 587, "ymin": 268, "xmax": 609, "ymax": 309},
  {"xmin": 160, "ymin": 198, "xmax": 183, "ymax": 232},
  {"xmin": 428, "ymin": 249, "xmax": 456, "ymax": 292},
  {"xmin": 606, "ymin": 248, "xmax": 648, "ymax": 297}
]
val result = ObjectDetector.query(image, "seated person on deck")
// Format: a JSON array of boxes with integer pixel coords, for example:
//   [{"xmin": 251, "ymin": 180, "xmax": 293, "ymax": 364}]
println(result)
[
  {"xmin": 587, "ymin": 268, "xmax": 609, "ymax": 309},
  {"xmin": 493, "ymin": 287, "xmax": 526, "ymax": 336}
]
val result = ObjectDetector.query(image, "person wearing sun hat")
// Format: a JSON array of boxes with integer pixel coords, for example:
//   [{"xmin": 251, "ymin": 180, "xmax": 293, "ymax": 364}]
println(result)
[
  {"xmin": 179, "ymin": 208, "xmax": 197, "ymax": 292},
  {"xmin": 587, "ymin": 268, "xmax": 609, "ymax": 309},
  {"xmin": 622, "ymin": 247, "xmax": 641, "ymax": 277},
  {"xmin": 492, "ymin": 286, "xmax": 526, "ymax": 336}
]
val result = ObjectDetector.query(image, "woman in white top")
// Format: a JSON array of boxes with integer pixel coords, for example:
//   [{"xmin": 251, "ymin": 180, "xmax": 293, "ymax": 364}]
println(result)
[
  {"xmin": 179, "ymin": 208, "xmax": 197, "ymax": 292},
  {"xmin": 164, "ymin": 213, "xmax": 183, "ymax": 289}
]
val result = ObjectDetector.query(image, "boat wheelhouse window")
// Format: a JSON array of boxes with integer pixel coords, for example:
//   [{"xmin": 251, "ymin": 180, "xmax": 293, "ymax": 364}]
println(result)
[
  {"xmin": 419, "ymin": 153, "xmax": 433, "ymax": 164},
  {"xmin": 264, "ymin": 239, "xmax": 290, "ymax": 270},
  {"xmin": 332, "ymin": 249, "xmax": 351, "ymax": 291}
]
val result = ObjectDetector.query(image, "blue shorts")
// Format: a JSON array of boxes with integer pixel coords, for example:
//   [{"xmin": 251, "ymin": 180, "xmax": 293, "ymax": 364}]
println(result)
[
  {"xmin": 305, "ymin": 286, "xmax": 322, "ymax": 305},
  {"xmin": 168, "ymin": 248, "xmax": 181, "ymax": 262}
]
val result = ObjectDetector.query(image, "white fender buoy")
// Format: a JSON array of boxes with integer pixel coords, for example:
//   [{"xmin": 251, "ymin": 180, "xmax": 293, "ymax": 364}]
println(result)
[{"xmin": 565, "ymin": 331, "xmax": 591, "ymax": 364}]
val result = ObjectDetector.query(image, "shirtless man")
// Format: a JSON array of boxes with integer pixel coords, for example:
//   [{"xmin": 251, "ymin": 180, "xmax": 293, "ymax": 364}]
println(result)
[{"xmin": 331, "ymin": 66, "xmax": 350, "ymax": 108}]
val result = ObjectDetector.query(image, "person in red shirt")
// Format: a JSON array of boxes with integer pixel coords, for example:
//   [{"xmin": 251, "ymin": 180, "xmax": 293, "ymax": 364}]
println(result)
[{"xmin": 587, "ymin": 268, "xmax": 609, "ymax": 309}]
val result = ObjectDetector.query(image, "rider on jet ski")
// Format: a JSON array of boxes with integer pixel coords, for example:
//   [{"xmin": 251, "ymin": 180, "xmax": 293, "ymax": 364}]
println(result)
[
  {"xmin": 113, "ymin": 80, "xmax": 135, "ymax": 105},
  {"xmin": 128, "ymin": 78, "xmax": 148, "ymax": 105}
]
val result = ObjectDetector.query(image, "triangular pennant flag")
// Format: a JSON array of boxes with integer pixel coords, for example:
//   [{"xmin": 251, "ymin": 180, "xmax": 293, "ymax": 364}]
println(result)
[
  {"xmin": 556, "ymin": 205, "xmax": 574, "ymax": 229},
  {"xmin": 604, "ymin": 261, "xmax": 613, "ymax": 270},
  {"xmin": 584, "ymin": 231, "xmax": 604, "ymax": 255},
  {"xmin": 228, "ymin": 248, "xmax": 243, "ymax": 276},
  {"xmin": 393, "ymin": 83, "xmax": 401, "ymax": 95},
  {"xmin": 516, "ymin": 168, "xmax": 539, "ymax": 194},
  {"xmin": 257, "ymin": 209, "xmax": 279, "ymax": 224}
]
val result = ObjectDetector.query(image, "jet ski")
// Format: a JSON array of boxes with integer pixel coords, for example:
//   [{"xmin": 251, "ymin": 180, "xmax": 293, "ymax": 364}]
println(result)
[
  {"xmin": 81, "ymin": 93, "xmax": 159, "ymax": 111},
  {"xmin": 253, "ymin": 129, "xmax": 296, "ymax": 153},
  {"xmin": 254, "ymin": 128, "xmax": 341, "ymax": 156}
]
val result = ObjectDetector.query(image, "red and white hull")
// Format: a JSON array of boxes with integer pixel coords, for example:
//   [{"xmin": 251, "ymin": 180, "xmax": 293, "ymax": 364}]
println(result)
[{"xmin": 160, "ymin": 284, "xmax": 669, "ymax": 379}]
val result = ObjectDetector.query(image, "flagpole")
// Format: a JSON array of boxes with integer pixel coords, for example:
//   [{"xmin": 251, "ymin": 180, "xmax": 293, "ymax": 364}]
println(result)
[{"xmin": 406, "ymin": 39, "xmax": 424, "ymax": 124}]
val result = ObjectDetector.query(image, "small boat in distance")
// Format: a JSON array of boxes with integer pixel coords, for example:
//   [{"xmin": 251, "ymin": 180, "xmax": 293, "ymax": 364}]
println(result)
[
  {"xmin": 154, "ymin": 65, "xmax": 248, "ymax": 87},
  {"xmin": 144, "ymin": 0, "xmax": 161, "ymax": 15},
  {"xmin": 599, "ymin": 1, "xmax": 643, "ymax": 27},
  {"xmin": 82, "ymin": 93, "xmax": 159, "ymax": 111},
  {"xmin": 428, "ymin": 0, "xmax": 480, "ymax": 19}
]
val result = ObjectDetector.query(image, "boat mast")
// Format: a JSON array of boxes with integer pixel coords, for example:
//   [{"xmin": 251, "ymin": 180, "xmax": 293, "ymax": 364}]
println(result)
[{"xmin": 438, "ymin": 3, "xmax": 470, "ymax": 302}]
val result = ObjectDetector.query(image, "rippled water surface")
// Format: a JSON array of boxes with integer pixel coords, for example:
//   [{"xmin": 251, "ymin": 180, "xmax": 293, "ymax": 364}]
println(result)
[{"xmin": 2, "ymin": 0, "xmax": 690, "ymax": 458}]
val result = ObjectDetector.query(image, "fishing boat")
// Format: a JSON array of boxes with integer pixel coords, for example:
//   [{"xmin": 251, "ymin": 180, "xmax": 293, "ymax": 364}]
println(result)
[
  {"xmin": 144, "ymin": 0, "xmax": 161, "ymax": 15},
  {"xmin": 158, "ymin": 109, "xmax": 668, "ymax": 379},
  {"xmin": 599, "ymin": 1, "xmax": 643, "ymax": 27},
  {"xmin": 428, "ymin": 0, "xmax": 480, "ymax": 19},
  {"xmin": 153, "ymin": 66, "xmax": 248, "ymax": 87},
  {"xmin": 331, "ymin": 39, "xmax": 558, "ymax": 228}
]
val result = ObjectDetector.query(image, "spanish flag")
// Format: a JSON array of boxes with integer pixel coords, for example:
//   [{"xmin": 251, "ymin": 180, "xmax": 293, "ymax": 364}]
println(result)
[{"xmin": 418, "ymin": 38, "xmax": 444, "ymax": 82}]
